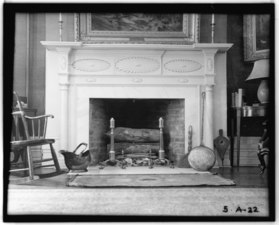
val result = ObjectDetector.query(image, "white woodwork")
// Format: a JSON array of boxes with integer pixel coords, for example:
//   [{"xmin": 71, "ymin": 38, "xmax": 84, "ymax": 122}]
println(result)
[
  {"xmin": 204, "ymin": 85, "xmax": 214, "ymax": 149},
  {"xmin": 41, "ymin": 41, "xmax": 232, "ymax": 167},
  {"xmin": 72, "ymin": 58, "xmax": 111, "ymax": 72}
]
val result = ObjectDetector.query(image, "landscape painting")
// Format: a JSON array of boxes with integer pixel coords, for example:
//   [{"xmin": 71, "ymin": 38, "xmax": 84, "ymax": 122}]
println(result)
[
  {"xmin": 243, "ymin": 14, "xmax": 270, "ymax": 61},
  {"xmin": 75, "ymin": 13, "xmax": 199, "ymax": 43},
  {"xmin": 255, "ymin": 14, "xmax": 270, "ymax": 51},
  {"xmin": 90, "ymin": 13, "xmax": 183, "ymax": 32}
]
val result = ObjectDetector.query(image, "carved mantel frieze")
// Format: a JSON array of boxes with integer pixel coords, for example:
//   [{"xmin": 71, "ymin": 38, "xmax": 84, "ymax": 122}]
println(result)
[{"xmin": 41, "ymin": 41, "xmax": 232, "ymax": 86}]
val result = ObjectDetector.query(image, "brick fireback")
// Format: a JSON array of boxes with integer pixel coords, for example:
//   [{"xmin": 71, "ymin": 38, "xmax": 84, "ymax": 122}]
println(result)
[{"xmin": 89, "ymin": 99, "xmax": 185, "ymax": 166}]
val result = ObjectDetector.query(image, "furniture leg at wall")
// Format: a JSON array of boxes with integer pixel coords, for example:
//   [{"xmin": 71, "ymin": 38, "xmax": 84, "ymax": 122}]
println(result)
[{"xmin": 230, "ymin": 105, "xmax": 267, "ymax": 167}]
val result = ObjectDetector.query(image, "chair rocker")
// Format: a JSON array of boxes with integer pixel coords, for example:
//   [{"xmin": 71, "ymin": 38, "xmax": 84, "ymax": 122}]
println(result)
[{"xmin": 10, "ymin": 91, "xmax": 61, "ymax": 181}]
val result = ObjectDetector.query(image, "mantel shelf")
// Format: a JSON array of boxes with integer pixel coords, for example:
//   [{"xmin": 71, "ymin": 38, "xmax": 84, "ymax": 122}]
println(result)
[{"xmin": 41, "ymin": 41, "xmax": 233, "ymax": 52}]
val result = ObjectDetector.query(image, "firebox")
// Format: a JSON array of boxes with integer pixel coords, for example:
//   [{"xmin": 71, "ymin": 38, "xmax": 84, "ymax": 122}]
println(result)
[{"xmin": 89, "ymin": 99, "xmax": 184, "ymax": 166}]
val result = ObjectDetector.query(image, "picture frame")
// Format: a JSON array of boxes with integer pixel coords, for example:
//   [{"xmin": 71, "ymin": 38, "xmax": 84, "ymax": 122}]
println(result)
[
  {"xmin": 243, "ymin": 15, "xmax": 270, "ymax": 61},
  {"xmin": 74, "ymin": 13, "xmax": 200, "ymax": 44}
]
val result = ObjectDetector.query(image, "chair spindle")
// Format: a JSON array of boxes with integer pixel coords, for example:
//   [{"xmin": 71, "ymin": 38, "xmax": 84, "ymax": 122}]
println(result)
[
  {"xmin": 31, "ymin": 119, "xmax": 35, "ymax": 139},
  {"xmin": 38, "ymin": 119, "xmax": 41, "ymax": 138},
  {"xmin": 43, "ymin": 118, "xmax": 48, "ymax": 138}
]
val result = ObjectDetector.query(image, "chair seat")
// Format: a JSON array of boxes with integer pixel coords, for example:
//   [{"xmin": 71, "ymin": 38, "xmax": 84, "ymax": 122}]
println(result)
[{"xmin": 11, "ymin": 139, "xmax": 55, "ymax": 150}]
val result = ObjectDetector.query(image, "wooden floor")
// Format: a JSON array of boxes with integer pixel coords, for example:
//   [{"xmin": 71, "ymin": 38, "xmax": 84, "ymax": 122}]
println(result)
[
  {"xmin": 8, "ymin": 166, "xmax": 268, "ymax": 188},
  {"xmin": 6, "ymin": 166, "xmax": 272, "ymax": 219},
  {"xmin": 213, "ymin": 166, "xmax": 268, "ymax": 187}
]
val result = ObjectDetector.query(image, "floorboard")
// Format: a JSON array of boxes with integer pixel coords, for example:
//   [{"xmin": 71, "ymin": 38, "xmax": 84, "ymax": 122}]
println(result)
[
  {"xmin": 6, "ymin": 166, "xmax": 271, "ymax": 219},
  {"xmin": 7, "ymin": 187, "xmax": 269, "ymax": 217}
]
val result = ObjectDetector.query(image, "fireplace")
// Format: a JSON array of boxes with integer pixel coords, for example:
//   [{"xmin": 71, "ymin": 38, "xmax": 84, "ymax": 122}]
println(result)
[
  {"xmin": 89, "ymin": 98, "xmax": 185, "ymax": 165},
  {"xmin": 41, "ymin": 41, "xmax": 232, "ymax": 168}
]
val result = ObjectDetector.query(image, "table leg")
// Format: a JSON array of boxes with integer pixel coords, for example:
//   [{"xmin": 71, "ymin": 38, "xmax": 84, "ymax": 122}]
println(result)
[
  {"xmin": 230, "ymin": 112, "xmax": 235, "ymax": 167},
  {"xmin": 236, "ymin": 108, "xmax": 241, "ymax": 167}
]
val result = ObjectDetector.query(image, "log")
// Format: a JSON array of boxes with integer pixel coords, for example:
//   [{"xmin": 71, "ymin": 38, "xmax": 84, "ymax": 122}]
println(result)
[
  {"xmin": 116, "ymin": 153, "xmax": 157, "ymax": 160},
  {"xmin": 107, "ymin": 143, "xmax": 159, "ymax": 155},
  {"xmin": 106, "ymin": 127, "xmax": 160, "ymax": 143}
]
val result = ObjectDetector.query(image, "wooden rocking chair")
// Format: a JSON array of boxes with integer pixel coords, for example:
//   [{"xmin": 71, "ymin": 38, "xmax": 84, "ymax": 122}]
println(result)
[{"xmin": 10, "ymin": 91, "xmax": 61, "ymax": 181}]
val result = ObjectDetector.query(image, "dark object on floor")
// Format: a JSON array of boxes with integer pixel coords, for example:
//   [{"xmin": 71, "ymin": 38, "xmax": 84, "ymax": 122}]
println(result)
[
  {"xmin": 59, "ymin": 143, "xmax": 91, "ymax": 172},
  {"xmin": 214, "ymin": 129, "xmax": 230, "ymax": 166},
  {"xmin": 106, "ymin": 160, "xmax": 118, "ymax": 166},
  {"xmin": 257, "ymin": 120, "xmax": 269, "ymax": 174}
]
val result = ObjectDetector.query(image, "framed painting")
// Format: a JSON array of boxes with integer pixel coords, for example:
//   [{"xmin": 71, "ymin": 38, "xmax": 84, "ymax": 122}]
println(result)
[
  {"xmin": 243, "ymin": 14, "xmax": 270, "ymax": 61},
  {"xmin": 74, "ymin": 13, "xmax": 200, "ymax": 44}
]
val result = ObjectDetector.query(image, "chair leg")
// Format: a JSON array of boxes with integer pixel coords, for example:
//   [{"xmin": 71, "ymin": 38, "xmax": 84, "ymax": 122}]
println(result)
[
  {"xmin": 257, "ymin": 148, "xmax": 269, "ymax": 174},
  {"xmin": 26, "ymin": 146, "xmax": 35, "ymax": 180},
  {"xmin": 49, "ymin": 143, "xmax": 61, "ymax": 172},
  {"xmin": 22, "ymin": 148, "xmax": 28, "ymax": 177}
]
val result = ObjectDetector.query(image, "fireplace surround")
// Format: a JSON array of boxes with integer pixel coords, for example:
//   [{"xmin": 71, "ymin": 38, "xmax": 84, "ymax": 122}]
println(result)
[{"xmin": 41, "ymin": 42, "xmax": 232, "ymax": 167}]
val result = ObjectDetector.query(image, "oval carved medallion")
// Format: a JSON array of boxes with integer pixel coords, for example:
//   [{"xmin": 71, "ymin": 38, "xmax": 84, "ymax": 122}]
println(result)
[
  {"xmin": 115, "ymin": 57, "xmax": 160, "ymax": 74},
  {"xmin": 72, "ymin": 59, "xmax": 111, "ymax": 72},
  {"xmin": 164, "ymin": 59, "xmax": 202, "ymax": 73}
]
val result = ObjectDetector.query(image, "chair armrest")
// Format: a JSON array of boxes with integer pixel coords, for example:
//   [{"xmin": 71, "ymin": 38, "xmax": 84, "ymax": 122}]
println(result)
[
  {"xmin": 12, "ymin": 111, "xmax": 24, "ymax": 116},
  {"xmin": 24, "ymin": 114, "xmax": 54, "ymax": 138},
  {"xmin": 25, "ymin": 114, "xmax": 54, "ymax": 120}
]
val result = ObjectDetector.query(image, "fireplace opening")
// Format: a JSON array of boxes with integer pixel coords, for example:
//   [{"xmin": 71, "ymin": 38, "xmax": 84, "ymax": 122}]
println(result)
[{"xmin": 89, "ymin": 98, "xmax": 185, "ymax": 166}]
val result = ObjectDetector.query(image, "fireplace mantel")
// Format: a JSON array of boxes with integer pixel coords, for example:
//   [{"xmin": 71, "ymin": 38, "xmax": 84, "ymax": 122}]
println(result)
[
  {"xmin": 41, "ymin": 41, "xmax": 232, "ymax": 51},
  {"xmin": 41, "ymin": 41, "xmax": 232, "ymax": 167}
]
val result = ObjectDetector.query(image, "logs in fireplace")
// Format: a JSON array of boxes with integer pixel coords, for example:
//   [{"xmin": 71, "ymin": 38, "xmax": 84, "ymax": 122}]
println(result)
[{"xmin": 100, "ymin": 118, "xmax": 172, "ymax": 168}]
